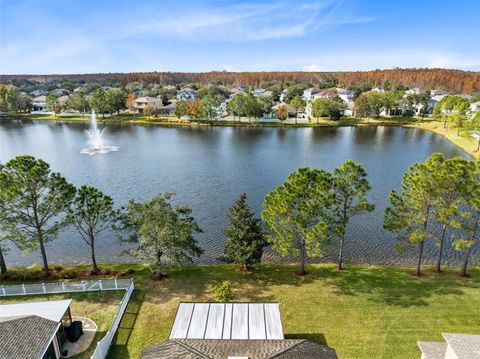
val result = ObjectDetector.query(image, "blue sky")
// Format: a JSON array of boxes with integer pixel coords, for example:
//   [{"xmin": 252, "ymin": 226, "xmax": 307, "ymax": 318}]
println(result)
[{"xmin": 1, "ymin": 0, "xmax": 479, "ymax": 74}]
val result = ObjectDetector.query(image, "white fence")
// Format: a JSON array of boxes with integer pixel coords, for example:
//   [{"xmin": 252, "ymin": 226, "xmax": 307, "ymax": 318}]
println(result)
[
  {"xmin": 0, "ymin": 278, "xmax": 133, "ymax": 297},
  {"xmin": 91, "ymin": 279, "xmax": 134, "ymax": 359},
  {"xmin": 0, "ymin": 278, "xmax": 135, "ymax": 359}
]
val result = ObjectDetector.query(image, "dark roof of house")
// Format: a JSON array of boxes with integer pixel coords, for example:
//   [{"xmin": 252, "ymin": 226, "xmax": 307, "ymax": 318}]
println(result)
[
  {"xmin": 0, "ymin": 315, "xmax": 59, "ymax": 359},
  {"xmin": 141, "ymin": 339, "xmax": 337, "ymax": 359}
]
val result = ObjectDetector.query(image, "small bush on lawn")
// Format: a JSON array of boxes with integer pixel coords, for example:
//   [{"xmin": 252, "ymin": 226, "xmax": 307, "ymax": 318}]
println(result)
[{"xmin": 215, "ymin": 281, "xmax": 233, "ymax": 302}]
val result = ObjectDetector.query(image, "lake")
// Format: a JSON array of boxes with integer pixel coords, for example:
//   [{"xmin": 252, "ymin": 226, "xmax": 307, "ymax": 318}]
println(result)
[{"xmin": 0, "ymin": 120, "xmax": 476, "ymax": 268}]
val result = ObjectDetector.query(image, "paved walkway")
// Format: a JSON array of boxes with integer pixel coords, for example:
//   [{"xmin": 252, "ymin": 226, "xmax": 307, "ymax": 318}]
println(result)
[{"xmin": 64, "ymin": 316, "xmax": 98, "ymax": 357}]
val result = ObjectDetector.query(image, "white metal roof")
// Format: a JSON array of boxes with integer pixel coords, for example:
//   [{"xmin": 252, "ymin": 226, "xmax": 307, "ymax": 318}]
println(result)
[
  {"xmin": 0, "ymin": 299, "xmax": 72, "ymax": 322},
  {"xmin": 170, "ymin": 302, "xmax": 284, "ymax": 340}
]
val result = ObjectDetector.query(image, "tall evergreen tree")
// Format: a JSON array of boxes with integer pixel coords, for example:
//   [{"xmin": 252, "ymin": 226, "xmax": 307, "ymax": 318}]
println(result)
[
  {"xmin": 0, "ymin": 156, "xmax": 76, "ymax": 277},
  {"xmin": 384, "ymin": 154, "xmax": 442, "ymax": 276},
  {"xmin": 332, "ymin": 160, "xmax": 374, "ymax": 270},
  {"xmin": 430, "ymin": 156, "xmax": 471, "ymax": 272},
  {"xmin": 223, "ymin": 193, "xmax": 266, "ymax": 270},
  {"xmin": 262, "ymin": 167, "xmax": 334, "ymax": 275},
  {"xmin": 68, "ymin": 186, "xmax": 119, "ymax": 273},
  {"xmin": 453, "ymin": 159, "xmax": 480, "ymax": 277},
  {"xmin": 121, "ymin": 193, "xmax": 203, "ymax": 278}
]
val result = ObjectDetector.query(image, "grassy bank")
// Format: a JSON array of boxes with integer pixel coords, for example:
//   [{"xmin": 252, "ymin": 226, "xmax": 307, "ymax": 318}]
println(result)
[
  {"xmin": 2, "ymin": 263, "xmax": 479, "ymax": 359},
  {"xmin": 2, "ymin": 112, "xmax": 479, "ymax": 157}
]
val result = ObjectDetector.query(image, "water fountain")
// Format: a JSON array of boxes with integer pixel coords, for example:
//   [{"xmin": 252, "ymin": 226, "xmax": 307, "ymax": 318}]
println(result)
[{"xmin": 80, "ymin": 111, "xmax": 119, "ymax": 155}]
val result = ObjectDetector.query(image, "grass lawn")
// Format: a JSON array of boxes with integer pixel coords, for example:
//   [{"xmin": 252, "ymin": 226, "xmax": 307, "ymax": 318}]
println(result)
[
  {"xmin": 0, "ymin": 291, "xmax": 123, "ymax": 359},
  {"xmin": 95, "ymin": 263, "xmax": 480, "ymax": 359}
]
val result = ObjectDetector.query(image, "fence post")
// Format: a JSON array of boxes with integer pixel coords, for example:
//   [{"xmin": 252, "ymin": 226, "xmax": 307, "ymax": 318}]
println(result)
[
  {"xmin": 42, "ymin": 283, "xmax": 46, "ymax": 294},
  {"xmin": 82, "ymin": 281, "xmax": 86, "ymax": 292},
  {"xmin": 99, "ymin": 280, "xmax": 103, "ymax": 291},
  {"xmin": 1, "ymin": 285, "xmax": 5, "ymax": 297},
  {"xmin": 114, "ymin": 278, "xmax": 118, "ymax": 290},
  {"xmin": 22, "ymin": 284, "xmax": 26, "ymax": 295},
  {"xmin": 62, "ymin": 282, "xmax": 66, "ymax": 292}
]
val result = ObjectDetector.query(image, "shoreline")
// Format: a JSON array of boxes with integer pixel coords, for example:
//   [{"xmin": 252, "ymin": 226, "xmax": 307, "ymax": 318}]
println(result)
[
  {"xmin": 2, "ymin": 113, "xmax": 479, "ymax": 158},
  {"xmin": 1, "ymin": 262, "xmax": 478, "ymax": 283}
]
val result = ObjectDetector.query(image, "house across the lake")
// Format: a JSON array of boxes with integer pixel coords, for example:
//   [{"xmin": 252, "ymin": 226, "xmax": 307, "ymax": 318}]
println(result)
[
  {"xmin": 418, "ymin": 332, "xmax": 480, "ymax": 359},
  {"xmin": 31, "ymin": 95, "xmax": 47, "ymax": 112},
  {"xmin": 0, "ymin": 299, "xmax": 73, "ymax": 359},
  {"xmin": 134, "ymin": 96, "xmax": 164, "ymax": 113},
  {"xmin": 142, "ymin": 302, "xmax": 337, "ymax": 358}
]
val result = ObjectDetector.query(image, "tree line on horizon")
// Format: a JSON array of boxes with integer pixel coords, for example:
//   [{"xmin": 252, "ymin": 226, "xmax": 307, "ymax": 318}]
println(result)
[
  {"xmin": 0, "ymin": 154, "xmax": 478, "ymax": 280},
  {"xmin": 2, "ymin": 68, "xmax": 480, "ymax": 94}
]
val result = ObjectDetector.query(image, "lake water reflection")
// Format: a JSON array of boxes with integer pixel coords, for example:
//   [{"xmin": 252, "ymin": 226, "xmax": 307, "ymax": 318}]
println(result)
[{"xmin": 0, "ymin": 120, "xmax": 475, "ymax": 267}]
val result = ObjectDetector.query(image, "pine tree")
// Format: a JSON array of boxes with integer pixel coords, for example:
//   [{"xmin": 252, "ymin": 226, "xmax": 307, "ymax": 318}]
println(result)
[{"xmin": 223, "ymin": 193, "xmax": 266, "ymax": 270}]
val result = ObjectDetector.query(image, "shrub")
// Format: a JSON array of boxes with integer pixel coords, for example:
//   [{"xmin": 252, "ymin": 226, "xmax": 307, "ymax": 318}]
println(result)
[
  {"xmin": 52, "ymin": 264, "xmax": 63, "ymax": 272},
  {"xmin": 59, "ymin": 269, "xmax": 77, "ymax": 279},
  {"xmin": 214, "ymin": 281, "xmax": 233, "ymax": 302}
]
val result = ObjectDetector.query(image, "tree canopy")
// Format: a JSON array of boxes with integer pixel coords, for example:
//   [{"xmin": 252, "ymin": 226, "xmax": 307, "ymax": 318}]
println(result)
[{"xmin": 262, "ymin": 167, "xmax": 334, "ymax": 275}]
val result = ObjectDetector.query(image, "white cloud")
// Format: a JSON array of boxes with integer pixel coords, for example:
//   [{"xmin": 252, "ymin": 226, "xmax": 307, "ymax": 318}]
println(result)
[
  {"xmin": 123, "ymin": 1, "xmax": 373, "ymax": 42},
  {"xmin": 303, "ymin": 64, "xmax": 323, "ymax": 71}
]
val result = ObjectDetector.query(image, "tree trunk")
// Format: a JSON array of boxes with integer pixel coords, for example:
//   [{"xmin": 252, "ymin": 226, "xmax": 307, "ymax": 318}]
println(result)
[
  {"xmin": 295, "ymin": 114, "xmax": 298, "ymax": 125},
  {"xmin": 477, "ymin": 138, "xmax": 480, "ymax": 152},
  {"xmin": 0, "ymin": 245, "xmax": 7, "ymax": 275},
  {"xmin": 338, "ymin": 233, "xmax": 345, "ymax": 270},
  {"xmin": 38, "ymin": 232, "xmax": 50, "ymax": 277},
  {"xmin": 415, "ymin": 241, "xmax": 424, "ymax": 276},
  {"xmin": 459, "ymin": 246, "xmax": 472, "ymax": 277},
  {"xmin": 155, "ymin": 250, "xmax": 163, "ymax": 279},
  {"xmin": 299, "ymin": 244, "xmax": 306, "ymax": 275},
  {"xmin": 90, "ymin": 237, "xmax": 99, "ymax": 273},
  {"xmin": 435, "ymin": 224, "xmax": 447, "ymax": 272}
]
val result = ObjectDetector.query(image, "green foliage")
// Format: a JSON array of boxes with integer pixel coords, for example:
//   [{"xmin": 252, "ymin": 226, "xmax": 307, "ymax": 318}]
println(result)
[
  {"xmin": 384, "ymin": 154, "xmax": 444, "ymax": 275},
  {"xmin": 68, "ymin": 186, "xmax": 119, "ymax": 272},
  {"xmin": 283, "ymin": 84, "xmax": 309, "ymax": 103},
  {"xmin": 383, "ymin": 90, "xmax": 404, "ymax": 115},
  {"xmin": 105, "ymin": 88, "xmax": 127, "ymax": 115},
  {"xmin": 332, "ymin": 160, "xmax": 374, "ymax": 269},
  {"xmin": 46, "ymin": 93, "xmax": 63, "ymax": 115},
  {"xmin": 262, "ymin": 167, "xmax": 334, "ymax": 274},
  {"xmin": 289, "ymin": 95, "xmax": 306, "ymax": 122},
  {"xmin": 200, "ymin": 92, "xmax": 222, "ymax": 121},
  {"xmin": 354, "ymin": 91, "xmax": 385, "ymax": 118},
  {"xmin": 311, "ymin": 97, "xmax": 347, "ymax": 120},
  {"xmin": 88, "ymin": 88, "xmax": 109, "ymax": 115},
  {"xmin": 0, "ymin": 156, "xmax": 76, "ymax": 276},
  {"xmin": 404, "ymin": 92, "xmax": 430, "ymax": 117},
  {"xmin": 223, "ymin": 193, "xmax": 266, "ymax": 269},
  {"xmin": 214, "ymin": 280, "xmax": 233, "ymax": 302},
  {"xmin": 0, "ymin": 85, "xmax": 30, "ymax": 113},
  {"xmin": 66, "ymin": 91, "xmax": 90, "ymax": 114},
  {"xmin": 434, "ymin": 95, "xmax": 471, "ymax": 134},
  {"xmin": 121, "ymin": 193, "xmax": 203, "ymax": 278},
  {"xmin": 451, "ymin": 159, "xmax": 480, "ymax": 276},
  {"xmin": 175, "ymin": 100, "xmax": 188, "ymax": 118}
]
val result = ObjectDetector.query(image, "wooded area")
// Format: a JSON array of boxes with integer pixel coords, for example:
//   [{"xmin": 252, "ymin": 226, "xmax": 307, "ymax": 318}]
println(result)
[{"xmin": 2, "ymin": 68, "xmax": 479, "ymax": 93}]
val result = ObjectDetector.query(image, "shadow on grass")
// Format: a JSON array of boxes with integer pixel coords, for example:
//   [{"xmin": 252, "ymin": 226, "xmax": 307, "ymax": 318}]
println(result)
[
  {"xmin": 285, "ymin": 332, "xmax": 329, "ymax": 347},
  {"xmin": 323, "ymin": 266, "xmax": 480, "ymax": 307},
  {"xmin": 107, "ymin": 290, "xmax": 145, "ymax": 359},
  {"xmin": 140, "ymin": 264, "xmax": 320, "ymax": 305}
]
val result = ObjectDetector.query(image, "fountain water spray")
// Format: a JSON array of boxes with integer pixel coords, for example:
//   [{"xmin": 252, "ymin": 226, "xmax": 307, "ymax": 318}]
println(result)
[{"xmin": 80, "ymin": 111, "xmax": 119, "ymax": 155}]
